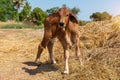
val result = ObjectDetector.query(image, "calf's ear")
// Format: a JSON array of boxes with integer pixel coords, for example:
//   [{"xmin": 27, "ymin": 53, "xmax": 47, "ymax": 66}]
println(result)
[
  {"xmin": 51, "ymin": 11, "xmax": 59, "ymax": 17},
  {"xmin": 50, "ymin": 11, "xmax": 60, "ymax": 22},
  {"xmin": 69, "ymin": 13, "xmax": 78, "ymax": 24}
]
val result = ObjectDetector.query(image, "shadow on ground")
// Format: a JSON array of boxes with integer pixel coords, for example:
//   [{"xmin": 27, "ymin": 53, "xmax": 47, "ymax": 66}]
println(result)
[{"xmin": 22, "ymin": 61, "xmax": 58, "ymax": 75}]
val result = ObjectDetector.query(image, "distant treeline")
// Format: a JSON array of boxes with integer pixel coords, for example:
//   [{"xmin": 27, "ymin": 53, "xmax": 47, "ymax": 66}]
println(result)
[{"xmin": 0, "ymin": 0, "xmax": 112, "ymax": 26}]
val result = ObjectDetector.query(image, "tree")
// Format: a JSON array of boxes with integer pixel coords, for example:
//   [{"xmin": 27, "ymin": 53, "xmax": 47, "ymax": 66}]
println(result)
[
  {"xmin": 0, "ymin": 0, "xmax": 18, "ymax": 21},
  {"xmin": 90, "ymin": 12, "xmax": 101, "ymax": 21},
  {"xmin": 70, "ymin": 7, "xmax": 80, "ymax": 16},
  {"xmin": 19, "ymin": 2, "xmax": 31, "ymax": 21},
  {"xmin": 62, "ymin": 4, "xmax": 80, "ymax": 16},
  {"xmin": 13, "ymin": 0, "xmax": 26, "ymax": 11},
  {"xmin": 46, "ymin": 4, "xmax": 80, "ymax": 16},
  {"xmin": 31, "ymin": 7, "xmax": 46, "ymax": 25},
  {"xmin": 101, "ymin": 12, "xmax": 112, "ymax": 20},
  {"xmin": 62, "ymin": 4, "xmax": 67, "ymax": 8},
  {"xmin": 90, "ymin": 12, "xmax": 112, "ymax": 21},
  {"xmin": 46, "ymin": 7, "xmax": 59, "ymax": 15},
  {"xmin": 79, "ymin": 20, "xmax": 88, "ymax": 26},
  {"xmin": 13, "ymin": 0, "xmax": 26, "ymax": 21}
]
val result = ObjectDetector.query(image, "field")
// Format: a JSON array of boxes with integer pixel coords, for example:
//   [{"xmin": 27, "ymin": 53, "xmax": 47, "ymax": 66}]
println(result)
[{"xmin": 0, "ymin": 16, "xmax": 120, "ymax": 80}]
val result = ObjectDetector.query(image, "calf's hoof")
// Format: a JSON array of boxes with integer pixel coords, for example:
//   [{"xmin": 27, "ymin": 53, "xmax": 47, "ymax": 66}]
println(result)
[
  {"xmin": 61, "ymin": 70, "xmax": 69, "ymax": 75},
  {"xmin": 35, "ymin": 59, "xmax": 41, "ymax": 66},
  {"xmin": 51, "ymin": 60, "xmax": 57, "ymax": 64}
]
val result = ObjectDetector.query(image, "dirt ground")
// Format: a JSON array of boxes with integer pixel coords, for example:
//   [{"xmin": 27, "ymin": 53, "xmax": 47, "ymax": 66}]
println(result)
[
  {"xmin": 0, "ymin": 29, "xmax": 64, "ymax": 80},
  {"xmin": 0, "ymin": 29, "xmax": 120, "ymax": 80}
]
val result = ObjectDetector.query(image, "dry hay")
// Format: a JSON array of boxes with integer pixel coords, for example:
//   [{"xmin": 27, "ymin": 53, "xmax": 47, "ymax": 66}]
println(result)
[
  {"xmin": 65, "ymin": 15, "xmax": 120, "ymax": 80},
  {"xmin": 79, "ymin": 15, "xmax": 120, "ymax": 49}
]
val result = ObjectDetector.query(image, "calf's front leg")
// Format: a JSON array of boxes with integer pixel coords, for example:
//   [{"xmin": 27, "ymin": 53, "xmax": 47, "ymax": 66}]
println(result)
[
  {"xmin": 63, "ymin": 48, "xmax": 69, "ymax": 74},
  {"xmin": 59, "ymin": 37, "xmax": 70, "ymax": 74},
  {"xmin": 35, "ymin": 36, "xmax": 51, "ymax": 65}
]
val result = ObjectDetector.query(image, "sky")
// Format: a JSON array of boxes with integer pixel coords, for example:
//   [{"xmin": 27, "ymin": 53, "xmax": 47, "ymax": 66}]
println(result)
[{"xmin": 27, "ymin": 0, "xmax": 120, "ymax": 20}]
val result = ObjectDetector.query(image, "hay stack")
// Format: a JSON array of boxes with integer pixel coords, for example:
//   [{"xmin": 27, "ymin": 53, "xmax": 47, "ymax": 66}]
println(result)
[
  {"xmin": 80, "ymin": 15, "xmax": 120, "ymax": 49},
  {"xmin": 72, "ymin": 15, "xmax": 120, "ymax": 80}
]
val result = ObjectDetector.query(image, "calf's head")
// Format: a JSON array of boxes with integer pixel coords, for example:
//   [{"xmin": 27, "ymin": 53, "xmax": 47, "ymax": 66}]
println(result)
[{"xmin": 55, "ymin": 8, "xmax": 78, "ymax": 28}]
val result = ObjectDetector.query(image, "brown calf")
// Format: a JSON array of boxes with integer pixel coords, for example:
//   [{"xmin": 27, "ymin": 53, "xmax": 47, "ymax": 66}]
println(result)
[{"xmin": 35, "ymin": 8, "xmax": 82, "ymax": 74}]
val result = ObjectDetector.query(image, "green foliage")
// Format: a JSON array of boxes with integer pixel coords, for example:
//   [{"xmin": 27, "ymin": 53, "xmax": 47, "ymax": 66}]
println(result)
[
  {"xmin": 70, "ymin": 7, "xmax": 80, "ymax": 15},
  {"xmin": 101, "ymin": 12, "xmax": 112, "ymax": 20},
  {"xmin": 34, "ymin": 25, "xmax": 44, "ymax": 29},
  {"xmin": 0, "ymin": 0, "xmax": 18, "ymax": 21},
  {"xmin": 13, "ymin": 0, "xmax": 27, "ymax": 21},
  {"xmin": 90, "ymin": 12, "xmax": 112, "ymax": 21},
  {"xmin": 19, "ymin": 2, "xmax": 31, "ymax": 21},
  {"xmin": 46, "ymin": 4, "xmax": 80, "ymax": 16},
  {"xmin": 46, "ymin": 7, "xmax": 59, "ymax": 15},
  {"xmin": 62, "ymin": 4, "xmax": 80, "ymax": 16},
  {"xmin": 13, "ymin": 0, "xmax": 26, "ymax": 11},
  {"xmin": 79, "ymin": 20, "xmax": 88, "ymax": 26},
  {"xmin": 31, "ymin": 7, "xmax": 46, "ymax": 25}
]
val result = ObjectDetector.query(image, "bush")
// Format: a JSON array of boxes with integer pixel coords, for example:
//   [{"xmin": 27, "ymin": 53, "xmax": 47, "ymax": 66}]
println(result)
[
  {"xmin": 90, "ymin": 12, "xmax": 112, "ymax": 21},
  {"xmin": 79, "ymin": 20, "xmax": 88, "ymax": 26},
  {"xmin": 30, "ymin": 7, "xmax": 46, "ymax": 25}
]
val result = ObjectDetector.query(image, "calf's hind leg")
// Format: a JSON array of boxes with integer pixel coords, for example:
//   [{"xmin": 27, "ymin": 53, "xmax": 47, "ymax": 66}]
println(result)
[{"xmin": 75, "ymin": 38, "xmax": 83, "ymax": 65}]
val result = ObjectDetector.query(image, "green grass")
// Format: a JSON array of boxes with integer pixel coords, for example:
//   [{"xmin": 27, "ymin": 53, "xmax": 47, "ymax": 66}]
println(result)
[
  {"xmin": 34, "ymin": 25, "xmax": 44, "ymax": 29},
  {"xmin": 0, "ymin": 24, "xmax": 44, "ymax": 29}
]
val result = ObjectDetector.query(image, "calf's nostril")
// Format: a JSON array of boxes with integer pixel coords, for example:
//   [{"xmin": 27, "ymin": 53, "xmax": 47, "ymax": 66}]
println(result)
[{"xmin": 59, "ymin": 22, "xmax": 64, "ymax": 26}]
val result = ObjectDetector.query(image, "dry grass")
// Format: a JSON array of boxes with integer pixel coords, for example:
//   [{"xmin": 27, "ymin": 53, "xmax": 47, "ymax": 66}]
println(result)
[
  {"xmin": 0, "ymin": 20, "xmax": 22, "ymax": 26},
  {"xmin": 73, "ymin": 15, "xmax": 120, "ymax": 80},
  {"xmin": 79, "ymin": 15, "xmax": 120, "ymax": 49},
  {"xmin": 0, "ymin": 16, "xmax": 120, "ymax": 80}
]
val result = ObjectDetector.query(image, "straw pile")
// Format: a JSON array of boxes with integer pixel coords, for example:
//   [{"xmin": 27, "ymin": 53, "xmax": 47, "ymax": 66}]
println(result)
[
  {"xmin": 80, "ymin": 15, "xmax": 120, "ymax": 49},
  {"xmin": 70, "ymin": 15, "xmax": 120, "ymax": 80}
]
